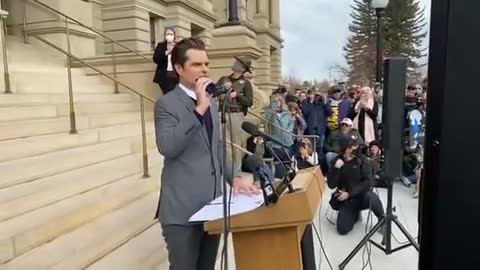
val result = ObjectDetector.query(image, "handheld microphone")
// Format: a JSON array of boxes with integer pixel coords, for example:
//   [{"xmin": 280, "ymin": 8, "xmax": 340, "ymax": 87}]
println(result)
[
  {"xmin": 241, "ymin": 121, "xmax": 291, "ymax": 148},
  {"xmin": 243, "ymin": 155, "xmax": 278, "ymax": 205}
]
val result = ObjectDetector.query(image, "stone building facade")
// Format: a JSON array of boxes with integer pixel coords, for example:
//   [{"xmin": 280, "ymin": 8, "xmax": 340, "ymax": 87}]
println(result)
[{"xmin": 3, "ymin": 0, "xmax": 282, "ymax": 107}]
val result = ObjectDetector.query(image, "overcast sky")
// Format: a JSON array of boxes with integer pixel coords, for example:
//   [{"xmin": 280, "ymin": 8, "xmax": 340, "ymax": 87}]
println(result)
[{"xmin": 280, "ymin": 0, "xmax": 432, "ymax": 81}]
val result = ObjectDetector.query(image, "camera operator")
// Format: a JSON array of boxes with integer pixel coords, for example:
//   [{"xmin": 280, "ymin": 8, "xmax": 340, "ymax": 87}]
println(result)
[{"xmin": 327, "ymin": 135, "xmax": 385, "ymax": 235}]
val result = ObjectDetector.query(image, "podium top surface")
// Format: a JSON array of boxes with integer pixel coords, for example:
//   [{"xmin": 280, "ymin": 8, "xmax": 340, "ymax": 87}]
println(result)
[{"xmin": 204, "ymin": 166, "xmax": 326, "ymax": 234}]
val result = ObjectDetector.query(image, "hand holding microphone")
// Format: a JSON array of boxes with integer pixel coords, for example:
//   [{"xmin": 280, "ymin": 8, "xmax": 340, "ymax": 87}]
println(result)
[{"xmin": 194, "ymin": 77, "xmax": 213, "ymax": 115}]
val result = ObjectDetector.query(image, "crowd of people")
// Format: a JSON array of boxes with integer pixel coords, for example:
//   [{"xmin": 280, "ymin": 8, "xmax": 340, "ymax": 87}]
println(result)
[{"xmin": 238, "ymin": 82, "xmax": 427, "ymax": 235}]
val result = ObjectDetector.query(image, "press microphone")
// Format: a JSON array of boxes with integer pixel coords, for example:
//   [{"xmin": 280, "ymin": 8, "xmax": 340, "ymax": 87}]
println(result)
[
  {"xmin": 241, "ymin": 121, "xmax": 290, "ymax": 148},
  {"xmin": 194, "ymin": 79, "xmax": 230, "ymax": 98},
  {"xmin": 242, "ymin": 155, "xmax": 278, "ymax": 205}
]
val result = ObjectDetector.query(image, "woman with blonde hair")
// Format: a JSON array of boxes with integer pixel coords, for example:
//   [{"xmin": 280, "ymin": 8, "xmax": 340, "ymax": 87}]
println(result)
[{"xmin": 349, "ymin": 86, "xmax": 379, "ymax": 145}]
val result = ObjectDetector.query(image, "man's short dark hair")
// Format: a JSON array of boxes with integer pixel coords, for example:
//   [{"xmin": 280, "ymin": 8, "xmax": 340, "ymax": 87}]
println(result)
[{"xmin": 171, "ymin": 37, "xmax": 206, "ymax": 69}]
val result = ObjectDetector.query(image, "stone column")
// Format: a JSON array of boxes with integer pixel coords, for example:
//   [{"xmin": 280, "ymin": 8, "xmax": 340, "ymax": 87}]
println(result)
[
  {"xmin": 270, "ymin": 47, "xmax": 282, "ymax": 84},
  {"xmin": 238, "ymin": 0, "xmax": 247, "ymax": 21},
  {"xmin": 255, "ymin": 44, "xmax": 272, "ymax": 92},
  {"xmin": 270, "ymin": 0, "xmax": 280, "ymax": 29}
]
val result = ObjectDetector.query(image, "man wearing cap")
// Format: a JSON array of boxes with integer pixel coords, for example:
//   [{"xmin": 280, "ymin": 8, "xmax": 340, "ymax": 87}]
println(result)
[
  {"xmin": 325, "ymin": 118, "xmax": 365, "ymax": 169},
  {"xmin": 216, "ymin": 56, "xmax": 254, "ymax": 172},
  {"xmin": 327, "ymin": 135, "xmax": 385, "ymax": 235}
]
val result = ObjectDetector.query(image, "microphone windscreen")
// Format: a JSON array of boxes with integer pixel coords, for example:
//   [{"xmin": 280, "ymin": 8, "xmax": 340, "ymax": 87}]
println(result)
[
  {"xmin": 242, "ymin": 154, "xmax": 264, "ymax": 172},
  {"xmin": 241, "ymin": 121, "xmax": 259, "ymax": 136}
]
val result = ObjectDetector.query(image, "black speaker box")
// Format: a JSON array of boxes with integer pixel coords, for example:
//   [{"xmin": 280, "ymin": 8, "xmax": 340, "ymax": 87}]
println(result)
[
  {"xmin": 381, "ymin": 57, "xmax": 407, "ymax": 179},
  {"xmin": 419, "ymin": 0, "xmax": 480, "ymax": 269}
]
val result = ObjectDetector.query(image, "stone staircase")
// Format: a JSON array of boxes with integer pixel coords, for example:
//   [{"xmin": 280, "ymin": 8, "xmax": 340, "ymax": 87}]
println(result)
[{"xmin": 0, "ymin": 36, "xmax": 170, "ymax": 269}]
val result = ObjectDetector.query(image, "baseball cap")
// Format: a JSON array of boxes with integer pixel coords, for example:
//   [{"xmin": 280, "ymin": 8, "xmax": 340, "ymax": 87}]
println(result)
[{"xmin": 341, "ymin": 118, "xmax": 353, "ymax": 126}]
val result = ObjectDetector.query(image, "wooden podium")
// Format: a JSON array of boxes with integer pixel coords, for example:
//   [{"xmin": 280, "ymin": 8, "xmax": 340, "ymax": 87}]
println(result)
[{"xmin": 204, "ymin": 166, "xmax": 326, "ymax": 270}]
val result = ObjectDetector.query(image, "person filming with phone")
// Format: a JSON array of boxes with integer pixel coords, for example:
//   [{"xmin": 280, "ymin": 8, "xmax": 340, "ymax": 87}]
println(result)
[{"xmin": 327, "ymin": 135, "xmax": 385, "ymax": 235}]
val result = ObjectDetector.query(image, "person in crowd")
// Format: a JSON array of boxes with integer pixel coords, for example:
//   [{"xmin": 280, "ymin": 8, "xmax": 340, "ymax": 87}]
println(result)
[
  {"xmin": 327, "ymin": 135, "xmax": 385, "ymax": 235},
  {"xmin": 241, "ymin": 124, "xmax": 271, "ymax": 173},
  {"xmin": 284, "ymin": 86, "xmax": 298, "ymax": 104},
  {"xmin": 350, "ymin": 86, "xmax": 379, "ymax": 145},
  {"xmin": 324, "ymin": 118, "xmax": 364, "ymax": 169},
  {"xmin": 366, "ymin": 140, "xmax": 388, "ymax": 188},
  {"xmin": 338, "ymin": 90, "xmax": 353, "ymax": 127},
  {"xmin": 298, "ymin": 90, "xmax": 308, "ymax": 105},
  {"xmin": 216, "ymin": 56, "xmax": 254, "ymax": 172},
  {"xmin": 153, "ymin": 37, "xmax": 259, "ymax": 270},
  {"xmin": 153, "ymin": 27, "xmax": 178, "ymax": 95},
  {"xmin": 405, "ymin": 85, "xmax": 418, "ymax": 112},
  {"xmin": 291, "ymin": 138, "xmax": 319, "ymax": 172},
  {"xmin": 288, "ymin": 102, "xmax": 307, "ymax": 137},
  {"xmin": 327, "ymin": 85, "xmax": 344, "ymax": 133},
  {"xmin": 294, "ymin": 88, "xmax": 302, "ymax": 99},
  {"xmin": 265, "ymin": 94, "xmax": 295, "ymax": 149},
  {"xmin": 302, "ymin": 90, "xmax": 332, "ymax": 154}
]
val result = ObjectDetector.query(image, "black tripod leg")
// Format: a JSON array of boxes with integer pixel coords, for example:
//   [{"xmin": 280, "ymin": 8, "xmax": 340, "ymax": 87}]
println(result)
[
  {"xmin": 393, "ymin": 218, "xmax": 420, "ymax": 251},
  {"xmin": 338, "ymin": 218, "xmax": 386, "ymax": 270}
]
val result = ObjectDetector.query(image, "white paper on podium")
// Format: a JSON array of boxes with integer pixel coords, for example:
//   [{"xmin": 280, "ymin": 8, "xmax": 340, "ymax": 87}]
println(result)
[{"xmin": 189, "ymin": 193, "xmax": 264, "ymax": 222}]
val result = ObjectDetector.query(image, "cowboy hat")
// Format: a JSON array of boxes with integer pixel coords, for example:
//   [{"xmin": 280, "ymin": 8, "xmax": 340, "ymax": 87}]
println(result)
[{"xmin": 234, "ymin": 56, "xmax": 253, "ymax": 73}]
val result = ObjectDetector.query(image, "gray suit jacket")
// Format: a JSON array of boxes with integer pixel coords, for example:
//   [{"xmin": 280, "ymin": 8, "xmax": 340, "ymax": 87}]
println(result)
[{"xmin": 154, "ymin": 86, "xmax": 233, "ymax": 225}]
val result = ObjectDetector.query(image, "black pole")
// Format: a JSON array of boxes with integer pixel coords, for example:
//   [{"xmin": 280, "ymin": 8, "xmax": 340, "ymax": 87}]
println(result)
[
  {"xmin": 228, "ymin": 0, "xmax": 240, "ymax": 24},
  {"xmin": 376, "ymin": 8, "xmax": 385, "ymax": 83}
]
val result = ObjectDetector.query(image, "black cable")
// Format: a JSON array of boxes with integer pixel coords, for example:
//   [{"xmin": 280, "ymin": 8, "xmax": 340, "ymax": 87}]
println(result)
[{"xmin": 312, "ymin": 223, "xmax": 334, "ymax": 270}]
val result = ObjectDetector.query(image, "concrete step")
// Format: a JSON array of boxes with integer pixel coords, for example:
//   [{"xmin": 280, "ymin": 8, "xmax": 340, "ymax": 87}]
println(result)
[
  {"xmin": 56, "ymin": 102, "xmax": 139, "ymax": 116},
  {"xmin": 98, "ymin": 121, "xmax": 155, "ymax": 142},
  {"xmin": 11, "ymin": 70, "xmax": 110, "ymax": 87},
  {"xmin": 0, "ymin": 129, "xmax": 99, "ymax": 163},
  {"xmin": 88, "ymin": 112, "xmax": 145, "ymax": 128},
  {"xmin": 0, "ymin": 116, "xmax": 90, "ymax": 141},
  {"xmin": 0, "ymin": 171, "xmax": 160, "ymax": 265},
  {"xmin": 0, "ymin": 140, "xmax": 132, "ymax": 189},
  {"xmin": 0, "ymin": 150, "xmax": 162, "ymax": 221},
  {"xmin": 0, "ymin": 105, "xmax": 57, "ymax": 122},
  {"xmin": 0, "ymin": 93, "xmax": 132, "ymax": 106},
  {"xmin": 85, "ymin": 223, "xmax": 168, "ymax": 270},
  {"xmin": 16, "ymin": 84, "xmax": 115, "ymax": 94}
]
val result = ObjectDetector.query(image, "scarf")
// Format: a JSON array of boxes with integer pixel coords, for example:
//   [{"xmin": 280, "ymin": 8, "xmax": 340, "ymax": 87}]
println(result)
[{"xmin": 353, "ymin": 87, "xmax": 376, "ymax": 144}]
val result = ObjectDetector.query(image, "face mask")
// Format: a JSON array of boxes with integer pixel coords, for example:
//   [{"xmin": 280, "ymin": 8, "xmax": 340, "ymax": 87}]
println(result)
[
  {"xmin": 165, "ymin": 34, "xmax": 174, "ymax": 43},
  {"xmin": 232, "ymin": 62, "xmax": 245, "ymax": 73}
]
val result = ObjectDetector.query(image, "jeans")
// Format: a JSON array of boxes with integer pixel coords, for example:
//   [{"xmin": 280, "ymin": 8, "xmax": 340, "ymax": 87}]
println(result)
[
  {"xmin": 325, "ymin": 152, "xmax": 338, "ymax": 169},
  {"xmin": 336, "ymin": 191, "xmax": 385, "ymax": 235}
]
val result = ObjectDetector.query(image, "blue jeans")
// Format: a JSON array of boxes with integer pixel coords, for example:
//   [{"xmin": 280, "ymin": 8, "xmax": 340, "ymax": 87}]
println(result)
[{"xmin": 325, "ymin": 152, "xmax": 338, "ymax": 169}]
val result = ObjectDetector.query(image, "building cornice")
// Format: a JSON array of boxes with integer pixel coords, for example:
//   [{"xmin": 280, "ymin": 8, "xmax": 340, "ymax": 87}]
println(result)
[{"xmin": 160, "ymin": 0, "xmax": 217, "ymax": 22}]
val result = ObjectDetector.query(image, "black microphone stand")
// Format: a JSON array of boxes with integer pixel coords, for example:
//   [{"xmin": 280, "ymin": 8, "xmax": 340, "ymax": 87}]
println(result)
[
  {"xmin": 265, "ymin": 143, "xmax": 296, "ymax": 194},
  {"xmin": 219, "ymin": 88, "xmax": 234, "ymax": 270}
]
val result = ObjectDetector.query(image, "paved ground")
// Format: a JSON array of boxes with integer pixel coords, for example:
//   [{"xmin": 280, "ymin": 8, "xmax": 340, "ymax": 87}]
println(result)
[{"xmin": 216, "ymin": 182, "xmax": 420, "ymax": 270}]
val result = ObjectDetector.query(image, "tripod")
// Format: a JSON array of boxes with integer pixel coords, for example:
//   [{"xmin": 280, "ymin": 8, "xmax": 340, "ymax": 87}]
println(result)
[{"xmin": 339, "ymin": 178, "xmax": 420, "ymax": 270}]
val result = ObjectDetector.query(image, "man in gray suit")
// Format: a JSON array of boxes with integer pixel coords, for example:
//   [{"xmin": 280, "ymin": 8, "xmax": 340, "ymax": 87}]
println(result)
[{"xmin": 154, "ymin": 37, "xmax": 259, "ymax": 270}]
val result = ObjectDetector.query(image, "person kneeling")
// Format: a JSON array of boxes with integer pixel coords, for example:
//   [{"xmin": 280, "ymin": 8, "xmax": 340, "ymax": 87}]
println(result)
[{"xmin": 327, "ymin": 135, "xmax": 385, "ymax": 235}]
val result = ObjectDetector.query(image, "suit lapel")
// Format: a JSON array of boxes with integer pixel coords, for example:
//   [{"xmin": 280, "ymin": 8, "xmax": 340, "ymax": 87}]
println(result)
[{"xmin": 174, "ymin": 89, "xmax": 211, "ymax": 149}]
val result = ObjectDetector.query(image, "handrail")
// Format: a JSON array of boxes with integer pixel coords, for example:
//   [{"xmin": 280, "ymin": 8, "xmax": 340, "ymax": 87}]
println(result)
[
  {"xmin": 28, "ymin": 0, "xmax": 153, "ymax": 63},
  {"xmin": 30, "ymin": 34, "xmax": 154, "ymax": 178}
]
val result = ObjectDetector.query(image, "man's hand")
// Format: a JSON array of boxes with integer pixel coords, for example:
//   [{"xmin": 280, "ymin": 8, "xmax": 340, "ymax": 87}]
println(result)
[
  {"xmin": 336, "ymin": 190, "xmax": 350, "ymax": 201},
  {"xmin": 230, "ymin": 91, "xmax": 237, "ymax": 99},
  {"xmin": 194, "ymin": 77, "xmax": 212, "ymax": 115},
  {"xmin": 334, "ymin": 159, "xmax": 344, "ymax": 169},
  {"xmin": 253, "ymin": 137, "xmax": 264, "ymax": 145},
  {"xmin": 232, "ymin": 176, "xmax": 261, "ymax": 195}
]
